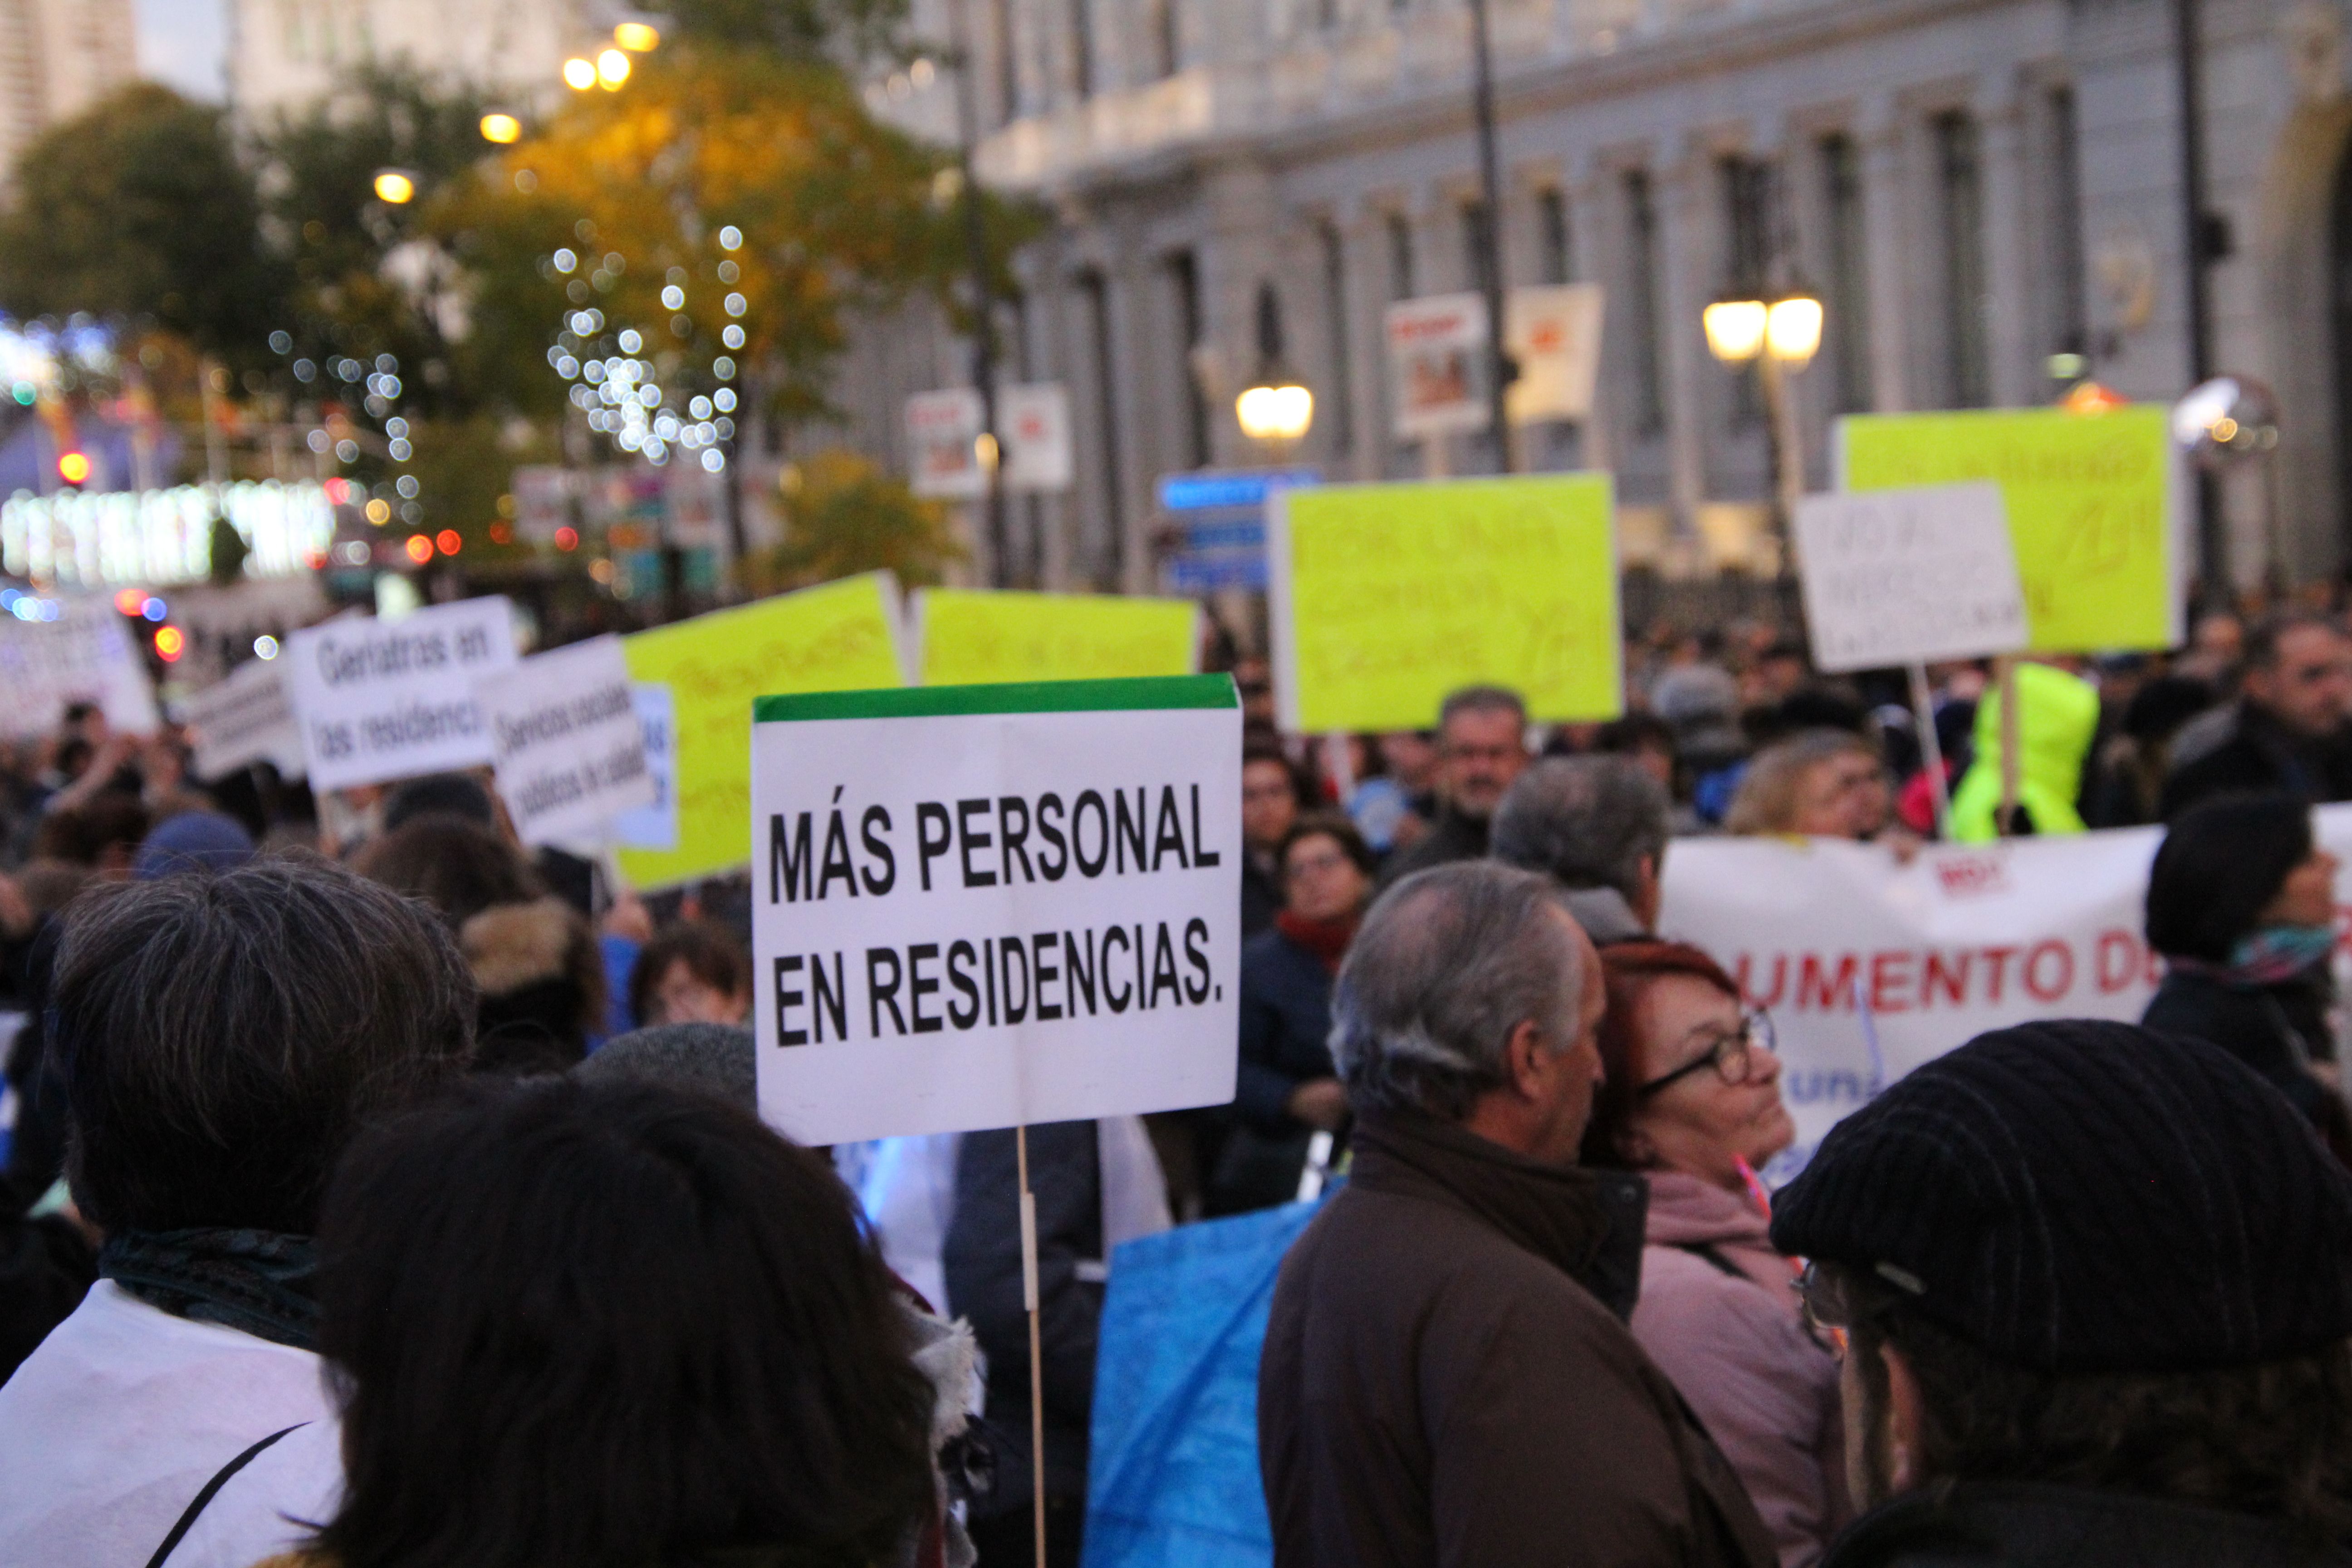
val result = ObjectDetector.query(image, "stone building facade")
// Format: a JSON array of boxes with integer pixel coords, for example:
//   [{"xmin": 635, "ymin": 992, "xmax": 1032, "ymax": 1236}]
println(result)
[
  {"xmin": 838, "ymin": 0, "xmax": 2352, "ymax": 600},
  {"xmin": 0, "ymin": 0, "xmax": 137, "ymax": 188}
]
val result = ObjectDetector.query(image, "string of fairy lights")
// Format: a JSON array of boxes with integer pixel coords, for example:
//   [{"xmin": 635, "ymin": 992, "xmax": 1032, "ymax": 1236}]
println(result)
[{"xmin": 545, "ymin": 222, "xmax": 745, "ymax": 475}]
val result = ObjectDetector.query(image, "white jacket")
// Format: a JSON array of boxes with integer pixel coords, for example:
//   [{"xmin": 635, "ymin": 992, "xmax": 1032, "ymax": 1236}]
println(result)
[{"xmin": 0, "ymin": 1282, "xmax": 342, "ymax": 1568}]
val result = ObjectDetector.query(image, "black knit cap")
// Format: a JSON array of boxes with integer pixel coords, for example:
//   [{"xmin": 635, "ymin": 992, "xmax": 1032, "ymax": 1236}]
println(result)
[{"xmin": 1769, "ymin": 1019, "xmax": 2352, "ymax": 1374}]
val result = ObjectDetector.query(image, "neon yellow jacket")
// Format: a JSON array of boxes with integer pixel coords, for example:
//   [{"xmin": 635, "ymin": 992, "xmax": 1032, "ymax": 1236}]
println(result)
[{"xmin": 1949, "ymin": 662, "xmax": 2101, "ymax": 841}]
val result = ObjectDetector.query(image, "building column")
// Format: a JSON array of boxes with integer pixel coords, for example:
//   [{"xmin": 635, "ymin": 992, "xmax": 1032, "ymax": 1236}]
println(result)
[
  {"xmin": 1201, "ymin": 156, "xmax": 1283, "ymax": 470},
  {"xmin": 1567, "ymin": 163, "xmax": 1616, "ymax": 476},
  {"xmin": 1977, "ymin": 83, "xmax": 2037, "ymax": 409},
  {"xmin": 1857, "ymin": 105, "xmax": 1914, "ymax": 412},
  {"xmin": 1655, "ymin": 152, "xmax": 1710, "ymax": 533}
]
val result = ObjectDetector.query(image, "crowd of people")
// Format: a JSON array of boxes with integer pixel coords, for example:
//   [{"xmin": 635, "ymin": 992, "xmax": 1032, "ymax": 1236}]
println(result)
[{"xmin": 0, "ymin": 604, "xmax": 2346, "ymax": 1568}]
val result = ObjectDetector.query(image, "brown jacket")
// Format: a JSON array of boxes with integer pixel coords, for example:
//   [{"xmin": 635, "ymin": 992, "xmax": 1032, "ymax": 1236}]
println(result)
[{"xmin": 1258, "ymin": 1111, "xmax": 1778, "ymax": 1568}]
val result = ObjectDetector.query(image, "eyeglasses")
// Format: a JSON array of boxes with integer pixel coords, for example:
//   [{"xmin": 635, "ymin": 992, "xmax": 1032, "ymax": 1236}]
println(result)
[{"xmin": 1636, "ymin": 1009, "xmax": 1776, "ymax": 1097}]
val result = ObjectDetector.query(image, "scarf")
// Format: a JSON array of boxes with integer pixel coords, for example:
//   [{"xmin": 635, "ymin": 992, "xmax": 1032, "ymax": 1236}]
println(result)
[
  {"xmin": 1275, "ymin": 909, "xmax": 1357, "ymax": 974},
  {"xmin": 100, "ymin": 1227, "xmax": 320, "ymax": 1352},
  {"xmin": 2171, "ymin": 924, "xmax": 2337, "ymax": 991}
]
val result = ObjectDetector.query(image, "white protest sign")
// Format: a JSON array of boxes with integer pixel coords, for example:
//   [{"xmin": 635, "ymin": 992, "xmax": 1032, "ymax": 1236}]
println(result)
[
  {"xmin": 750, "ymin": 675, "xmax": 1241, "ymax": 1145},
  {"xmin": 1000, "ymin": 382, "xmax": 1075, "ymax": 494},
  {"xmin": 611, "ymin": 683, "xmax": 679, "ymax": 851},
  {"xmin": 1385, "ymin": 293, "xmax": 1493, "ymax": 441},
  {"xmin": 907, "ymin": 388, "xmax": 985, "ymax": 499},
  {"xmin": 479, "ymin": 635, "xmax": 655, "ymax": 846},
  {"xmin": 283, "ymin": 596, "xmax": 518, "ymax": 791},
  {"xmin": 1792, "ymin": 482, "xmax": 2028, "ymax": 672},
  {"xmin": 1658, "ymin": 804, "xmax": 2352, "ymax": 1180},
  {"xmin": 177, "ymin": 656, "xmax": 305, "ymax": 780},
  {"xmin": 1505, "ymin": 284, "xmax": 1605, "ymax": 425},
  {"xmin": 0, "ymin": 598, "xmax": 160, "ymax": 737}
]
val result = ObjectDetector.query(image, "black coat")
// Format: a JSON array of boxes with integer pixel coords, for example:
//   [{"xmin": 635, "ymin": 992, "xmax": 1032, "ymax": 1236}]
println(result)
[
  {"xmin": 1822, "ymin": 1481, "xmax": 2352, "ymax": 1568},
  {"xmin": 1242, "ymin": 854, "xmax": 1283, "ymax": 938},
  {"xmin": 2159, "ymin": 702, "xmax": 2352, "ymax": 819},
  {"xmin": 943, "ymin": 1122, "xmax": 1102, "ymax": 1515},
  {"xmin": 2141, "ymin": 968, "xmax": 2338, "ymax": 1131},
  {"xmin": 1374, "ymin": 806, "xmax": 1490, "ymax": 890},
  {"xmin": 1235, "ymin": 927, "xmax": 1338, "ymax": 1134}
]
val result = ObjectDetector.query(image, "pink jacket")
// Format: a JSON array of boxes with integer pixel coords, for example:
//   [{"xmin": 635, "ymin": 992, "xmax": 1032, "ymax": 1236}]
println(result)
[{"xmin": 1630, "ymin": 1172, "xmax": 1852, "ymax": 1568}]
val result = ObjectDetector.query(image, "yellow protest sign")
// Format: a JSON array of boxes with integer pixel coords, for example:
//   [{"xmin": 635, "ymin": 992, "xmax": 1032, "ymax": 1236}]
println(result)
[
  {"xmin": 915, "ymin": 589, "xmax": 1198, "ymax": 685},
  {"xmin": 1838, "ymin": 406, "xmax": 2179, "ymax": 652},
  {"xmin": 1270, "ymin": 474, "xmax": 1621, "ymax": 732},
  {"xmin": 618, "ymin": 573, "xmax": 904, "ymax": 889}
]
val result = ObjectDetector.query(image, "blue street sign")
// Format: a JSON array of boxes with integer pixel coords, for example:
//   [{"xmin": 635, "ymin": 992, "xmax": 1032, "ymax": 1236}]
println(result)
[{"xmin": 1156, "ymin": 468, "xmax": 1320, "ymax": 594}]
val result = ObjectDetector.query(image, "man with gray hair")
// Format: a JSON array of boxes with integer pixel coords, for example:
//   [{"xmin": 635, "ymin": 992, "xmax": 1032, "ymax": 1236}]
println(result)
[
  {"xmin": 1258, "ymin": 861, "xmax": 1773, "ymax": 1568},
  {"xmin": 1490, "ymin": 755, "xmax": 1673, "ymax": 945}
]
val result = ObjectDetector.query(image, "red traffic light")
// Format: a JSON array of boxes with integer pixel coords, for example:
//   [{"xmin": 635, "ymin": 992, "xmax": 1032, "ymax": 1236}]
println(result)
[{"xmin": 56, "ymin": 451, "xmax": 90, "ymax": 486}]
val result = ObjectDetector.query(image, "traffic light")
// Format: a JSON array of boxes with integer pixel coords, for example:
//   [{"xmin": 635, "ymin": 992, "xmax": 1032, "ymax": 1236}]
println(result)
[{"xmin": 56, "ymin": 451, "xmax": 89, "ymax": 487}]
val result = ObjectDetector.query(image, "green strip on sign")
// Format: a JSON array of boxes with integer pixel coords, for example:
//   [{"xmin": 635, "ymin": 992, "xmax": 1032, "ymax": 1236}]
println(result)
[{"xmin": 754, "ymin": 674, "xmax": 1237, "ymax": 724}]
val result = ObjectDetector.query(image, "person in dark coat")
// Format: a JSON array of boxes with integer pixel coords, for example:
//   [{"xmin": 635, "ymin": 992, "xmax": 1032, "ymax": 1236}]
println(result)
[
  {"xmin": 2141, "ymin": 791, "xmax": 2349, "ymax": 1159},
  {"xmin": 2160, "ymin": 612, "xmax": 2352, "ymax": 818},
  {"xmin": 1259, "ymin": 861, "xmax": 1777, "ymax": 1568},
  {"xmin": 1773, "ymin": 1021, "xmax": 2352, "ymax": 1568},
  {"xmin": 1211, "ymin": 813, "xmax": 1375, "ymax": 1214},
  {"xmin": 1240, "ymin": 740, "xmax": 1310, "ymax": 938},
  {"xmin": 1374, "ymin": 686, "xmax": 1529, "ymax": 887}
]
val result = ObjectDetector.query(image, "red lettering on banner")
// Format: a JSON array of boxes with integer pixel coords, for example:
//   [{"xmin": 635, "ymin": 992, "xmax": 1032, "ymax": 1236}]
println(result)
[
  {"xmin": 1798, "ymin": 953, "xmax": 1858, "ymax": 1011},
  {"xmin": 1923, "ymin": 950, "xmax": 1970, "ymax": 1006},
  {"xmin": 2096, "ymin": 929, "xmax": 2142, "ymax": 993},
  {"xmin": 1934, "ymin": 854, "xmax": 2011, "ymax": 898},
  {"xmin": 1868, "ymin": 950, "xmax": 1914, "ymax": 1013},
  {"xmin": 1735, "ymin": 954, "xmax": 1787, "ymax": 1009},
  {"xmin": 2024, "ymin": 940, "xmax": 2074, "ymax": 1002},
  {"xmin": 1980, "ymin": 946, "xmax": 2019, "ymax": 1003}
]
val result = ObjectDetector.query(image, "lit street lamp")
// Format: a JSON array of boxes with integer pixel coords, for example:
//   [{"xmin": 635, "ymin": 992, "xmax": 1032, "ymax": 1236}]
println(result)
[
  {"xmin": 479, "ymin": 112, "xmax": 523, "ymax": 144},
  {"xmin": 372, "ymin": 169, "xmax": 417, "ymax": 205},
  {"xmin": 1704, "ymin": 288, "xmax": 1822, "ymax": 558},
  {"xmin": 563, "ymin": 57, "xmax": 599, "ymax": 90},
  {"xmin": 1235, "ymin": 282, "xmax": 1315, "ymax": 454}
]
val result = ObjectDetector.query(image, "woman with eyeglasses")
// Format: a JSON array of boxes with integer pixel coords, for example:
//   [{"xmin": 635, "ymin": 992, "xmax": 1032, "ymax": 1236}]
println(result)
[{"xmin": 1582, "ymin": 940, "xmax": 1850, "ymax": 1568}]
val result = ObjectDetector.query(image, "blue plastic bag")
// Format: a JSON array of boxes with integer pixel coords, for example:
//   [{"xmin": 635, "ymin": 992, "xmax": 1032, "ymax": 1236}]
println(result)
[{"xmin": 1082, "ymin": 1199, "xmax": 1323, "ymax": 1568}]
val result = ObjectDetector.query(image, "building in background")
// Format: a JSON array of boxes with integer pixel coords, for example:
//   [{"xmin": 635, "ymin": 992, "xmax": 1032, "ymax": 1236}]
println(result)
[
  {"xmin": 835, "ymin": 0, "xmax": 2352, "ymax": 599},
  {"xmin": 223, "ymin": 0, "xmax": 611, "ymax": 118},
  {"xmin": 0, "ymin": 0, "xmax": 138, "ymax": 186}
]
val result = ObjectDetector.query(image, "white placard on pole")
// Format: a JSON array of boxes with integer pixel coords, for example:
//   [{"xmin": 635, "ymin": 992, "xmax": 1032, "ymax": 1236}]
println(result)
[
  {"xmin": 999, "ymin": 382, "xmax": 1074, "ymax": 494},
  {"xmin": 1384, "ymin": 294, "xmax": 1494, "ymax": 441},
  {"xmin": 1792, "ymin": 482, "xmax": 2029, "ymax": 673},
  {"xmin": 0, "ymin": 598, "xmax": 161, "ymax": 738},
  {"xmin": 906, "ymin": 388, "xmax": 986, "ymax": 500},
  {"xmin": 478, "ymin": 635, "xmax": 655, "ymax": 847},
  {"xmin": 1504, "ymin": 284, "xmax": 1605, "ymax": 426},
  {"xmin": 282, "ymin": 595, "xmax": 519, "ymax": 791},
  {"xmin": 178, "ymin": 656, "xmax": 306, "ymax": 781},
  {"xmin": 610, "ymin": 682, "xmax": 680, "ymax": 852},
  {"xmin": 748, "ymin": 675, "xmax": 1242, "ymax": 1147}
]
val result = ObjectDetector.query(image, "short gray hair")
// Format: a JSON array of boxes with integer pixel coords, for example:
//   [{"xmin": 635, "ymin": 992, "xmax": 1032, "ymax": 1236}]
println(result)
[
  {"xmin": 1490, "ymin": 756, "xmax": 1671, "ymax": 902},
  {"xmin": 1330, "ymin": 861, "xmax": 1587, "ymax": 1122}
]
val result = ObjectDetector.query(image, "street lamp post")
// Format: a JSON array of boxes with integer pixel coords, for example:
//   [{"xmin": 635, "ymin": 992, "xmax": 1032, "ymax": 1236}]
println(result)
[
  {"xmin": 1465, "ymin": 0, "xmax": 1514, "ymax": 473},
  {"xmin": 1235, "ymin": 282, "xmax": 1315, "ymax": 457},
  {"xmin": 1703, "ymin": 289, "xmax": 1822, "ymax": 562}
]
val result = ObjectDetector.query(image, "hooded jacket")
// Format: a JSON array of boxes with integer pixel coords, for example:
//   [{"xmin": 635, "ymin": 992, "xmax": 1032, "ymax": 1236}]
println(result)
[
  {"xmin": 1633, "ymin": 1173, "xmax": 1851, "ymax": 1568},
  {"xmin": 1950, "ymin": 663, "xmax": 2101, "ymax": 842},
  {"xmin": 1818, "ymin": 1480, "xmax": 2352, "ymax": 1568},
  {"xmin": 1258, "ymin": 1111, "xmax": 1778, "ymax": 1568}
]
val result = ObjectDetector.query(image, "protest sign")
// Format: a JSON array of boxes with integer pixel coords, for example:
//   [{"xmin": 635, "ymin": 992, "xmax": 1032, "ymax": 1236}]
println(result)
[
  {"xmin": 1657, "ymin": 804, "xmax": 2352, "ymax": 1179},
  {"xmin": 0, "ymin": 598, "xmax": 160, "ymax": 737},
  {"xmin": 478, "ymin": 635, "xmax": 654, "ymax": 846},
  {"xmin": 1837, "ymin": 405, "xmax": 2180, "ymax": 651},
  {"xmin": 617, "ymin": 573, "xmax": 905, "ymax": 890},
  {"xmin": 1792, "ymin": 482, "xmax": 2028, "ymax": 672},
  {"xmin": 610, "ymin": 684, "xmax": 679, "ymax": 851},
  {"xmin": 177, "ymin": 656, "xmax": 304, "ymax": 780},
  {"xmin": 1504, "ymin": 284, "xmax": 1605, "ymax": 426},
  {"xmin": 1268, "ymin": 474, "xmax": 1620, "ymax": 732},
  {"xmin": 281, "ymin": 597, "xmax": 518, "ymax": 792},
  {"xmin": 906, "ymin": 384, "xmax": 1073, "ymax": 497},
  {"xmin": 748, "ymin": 675, "xmax": 1240, "ymax": 1146},
  {"xmin": 1384, "ymin": 294, "xmax": 1492, "ymax": 441},
  {"xmin": 915, "ymin": 589, "xmax": 1197, "ymax": 686}
]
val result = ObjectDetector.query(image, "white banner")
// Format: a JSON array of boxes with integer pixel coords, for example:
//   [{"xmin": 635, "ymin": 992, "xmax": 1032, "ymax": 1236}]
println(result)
[
  {"xmin": 1505, "ymin": 284, "xmax": 1605, "ymax": 426},
  {"xmin": 611, "ymin": 683, "xmax": 679, "ymax": 852},
  {"xmin": 749, "ymin": 677, "xmax": 1241, "ymax": 1146},
  {"xmin": 999, "ymin": 382, "xmax": 1074, "ymax": 494},
  {"xmin": 283, "ymin": 597, "xmax": 519, "ymax": 791},
  {"xmin": 1659, "ymin": 808, "xmax": 2352, "ymax": 1178},
  {"xmin": 1385, "ymin": 293, "xmax": 1493, "ymax": 441},
  {"xmin": 177, "ymin": 656, "xmax": 304, "ymax": 781},
  {"xmin": 479, "ymin": 635, "xmax": 654, "ymax": 846},
  {"xmin": 1793, "ymin": 482, "xmax": 2027, "ymax": 672},
  {"xmin": 0, "ymin": 598, "xmax": 160, "ymax": 737}
]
